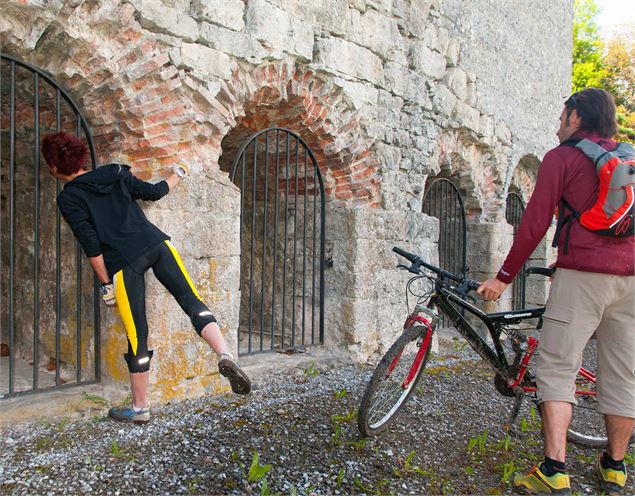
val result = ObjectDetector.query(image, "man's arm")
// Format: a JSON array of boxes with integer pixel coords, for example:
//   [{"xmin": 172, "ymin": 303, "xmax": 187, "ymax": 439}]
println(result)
[{"xmin": 478, "ymin": 148, "xmax": 567, "ymax": 300}]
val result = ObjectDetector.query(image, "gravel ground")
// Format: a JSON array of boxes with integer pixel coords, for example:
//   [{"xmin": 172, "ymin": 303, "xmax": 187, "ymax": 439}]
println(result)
[{"xmin": 1, "ymin": 344, "xmax": 632, "ymax": 496}]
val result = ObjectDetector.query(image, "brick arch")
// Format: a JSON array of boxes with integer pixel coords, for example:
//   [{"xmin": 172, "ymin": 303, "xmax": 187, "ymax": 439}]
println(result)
[
  {"xmin": 1, "ymin": 1, "xmax": 221, "ymax": 180},
  {"xmin": 427, "ymin": 130, "xmax": 502, "ymax": 220},
  {"xmin": 510, "ymin": 154, "xmax": 541, "ymax": 203},
  {"xmin": 216, "ymin": 63, "xmax": 380, "ymax": 207}
]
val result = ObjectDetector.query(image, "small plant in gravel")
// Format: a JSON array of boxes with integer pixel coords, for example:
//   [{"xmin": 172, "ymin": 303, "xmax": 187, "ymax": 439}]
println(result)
[
  {"xmin": 247, "ymin": 451, "xmax": 272, "ymax": 483},
  {"xmin": 82, "ymin": 392, "xmax": 108, "ymax": 405},
  {"xmin": 519, "ymin": 406, "xmax": 542, "ymax": 433},
  {"xmin": 303, "ymin": 362, "xmax": 319, "ymax": 380},
  {"xmin": 335, "ymin": 468, "xmax": 345, "ymax": 487},
  {"xmin": 498, "ymin": 460, "xmax": 517, "ymax": 483},
  {"xmin": 110, "ymin": 440, "xmax": 133, "ymax": 460},
  {"xmin": 394, "ymin": 450, "xmax": 434, "ymax": 478},
  {"xmin": 333, "ymin": 388, "xmax": 348, "ymax": 400}
]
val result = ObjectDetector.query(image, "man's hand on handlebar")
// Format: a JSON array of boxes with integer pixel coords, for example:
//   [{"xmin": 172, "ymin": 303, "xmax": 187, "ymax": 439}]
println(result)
[{"xmin": 477, "ymin": 277, "xmax": 509, "ymax": 301}]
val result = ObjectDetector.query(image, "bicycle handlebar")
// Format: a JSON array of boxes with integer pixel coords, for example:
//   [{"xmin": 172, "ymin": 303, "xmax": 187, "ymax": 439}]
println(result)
[{"xmin": 392, "ymin": 246, "xmax": 481, "ymax": 292}]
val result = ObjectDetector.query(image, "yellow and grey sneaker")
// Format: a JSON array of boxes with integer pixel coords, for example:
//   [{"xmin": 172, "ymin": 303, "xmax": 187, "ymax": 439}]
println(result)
[
  {"xmin": 597, "ymin": 454, "xmax": 627, "ymax": 495},
  {"xmin": 108, "ymin": 405, "xmax": 150, "ymax": 424},
  {"xmin": 218, "ymin": 353, "xmax": 251, "ymax": 395},
  {"xmin": 513, "ymin": 465, "xmax": 571, "ymax": 494}
]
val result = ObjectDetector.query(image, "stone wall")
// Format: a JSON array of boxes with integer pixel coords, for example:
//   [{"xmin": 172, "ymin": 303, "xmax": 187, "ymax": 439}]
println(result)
[{"xmin": 1, "ymin": 0, "xmax": 572, "ymax": 403}]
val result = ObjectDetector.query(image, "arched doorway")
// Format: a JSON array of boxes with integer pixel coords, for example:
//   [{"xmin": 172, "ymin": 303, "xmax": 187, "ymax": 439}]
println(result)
[
  {"xmin": 505, "ymin": 191, "xmax": 526, "ymax": 310},
  {"xmin": 229, "ymin": 128, "xmax": 325, "ymax": 355},
  {"xmin": 422, "ymin": 178, "xmax": 467, "ymax": 326},
  {"xmin": 1, "ymin": 53, "xmax": 99, "ymax": 399}
]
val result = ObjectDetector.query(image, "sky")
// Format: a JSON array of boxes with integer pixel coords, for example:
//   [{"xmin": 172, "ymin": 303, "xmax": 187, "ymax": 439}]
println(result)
[{"xmin": 595, "ymin": 0, "xmax": 635, "ymax": 37}]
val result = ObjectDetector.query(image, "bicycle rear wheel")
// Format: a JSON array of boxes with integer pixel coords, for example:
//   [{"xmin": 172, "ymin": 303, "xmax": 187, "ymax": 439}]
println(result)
[
  {"xmin": 567, "ymin": 340, "xmax": 635, "ymax": 448},
  {"xmin": 357, "ymin": 325, "xmax": 433, "ymax": 437}
]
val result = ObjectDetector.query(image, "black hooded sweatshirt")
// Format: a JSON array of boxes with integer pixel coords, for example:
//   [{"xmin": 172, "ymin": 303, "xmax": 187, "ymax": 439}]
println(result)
[{"xmin": 57, "ymin": 163, "xmax": 170, "ymax": 278}]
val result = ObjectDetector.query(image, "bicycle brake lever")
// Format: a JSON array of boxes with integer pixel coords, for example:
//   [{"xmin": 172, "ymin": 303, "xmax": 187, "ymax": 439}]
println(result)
[{"xmin": 396, "ymin": 264, "xmax": 409, "ymax": 270}]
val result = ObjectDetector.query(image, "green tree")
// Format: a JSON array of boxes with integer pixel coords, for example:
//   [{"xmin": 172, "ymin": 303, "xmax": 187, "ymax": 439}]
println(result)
[
  {"xmin": 572, "ymin": 0, "xmax": 607, "ymax": 91},
  {"xmin": 602, "ymin": 36, "xmax": 635, "ymax": 112}
]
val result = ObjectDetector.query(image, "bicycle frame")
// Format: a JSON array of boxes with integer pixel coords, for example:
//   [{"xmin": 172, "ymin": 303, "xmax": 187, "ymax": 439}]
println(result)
[{"xmin": 415, "ymin": 276, "xmax": 598, "ymax": 396}]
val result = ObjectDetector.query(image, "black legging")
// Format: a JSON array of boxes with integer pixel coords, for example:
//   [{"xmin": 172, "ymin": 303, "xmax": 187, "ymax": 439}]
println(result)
[{"xmin": 113, "ymin": 240, "xmax": 216, "ymax": 373}]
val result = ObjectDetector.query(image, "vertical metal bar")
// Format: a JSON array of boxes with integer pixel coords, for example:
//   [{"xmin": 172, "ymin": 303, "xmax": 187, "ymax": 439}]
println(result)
[
  {"xmin": 301, "ymin": 146, "xmax": 308, "ymax": 345},
  {"xmin": 55, "ymin": 89, "xmax": 61, "ymax": 386},
  {"xmin": 281, "ymin": 134, "xmax": 290, "ymax": 348},
  {"xmin": 291, "ymin": 137, "xmax": 299, "ymax": 347},
  {"xmin": 0, "ymin": 58, "xmax": 4, "ymax": 395},
  {"xmin": 239, "ymin": 153, "xmax": 245, "ymax": 354},
  {"xmin": 318, "ymin": 156, "xmax": 325, "ymax": 346},
  {"xmin": 8, "ymin": 61, "xmax": 16, "ymax": 395},
  {"xmin": 75, "ymin": 115, "xmax": 82, "ymax": 382},
  {"xmin": 270, "ymin": 130, "xmax": 280, "ymax": 348},
  {"xmin": 248, "ymin": 140, "xmax": 257, "ymax": 353},
  {"xmin": 311, "ymin": 158, "xmax": 317, "ymax": 345},
  {"xmin": 33, "ymin": 72, "xmax": 41, "ymax": 390},
  {"xmin": 259, "ymin": 132, "xmax": 269, "ymax": 351}
]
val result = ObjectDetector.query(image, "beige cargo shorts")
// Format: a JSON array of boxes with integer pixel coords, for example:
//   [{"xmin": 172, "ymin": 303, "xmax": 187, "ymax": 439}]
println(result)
[{"xmin": 535, "ymin": 268, "xmax": 635, "ymax": 418}]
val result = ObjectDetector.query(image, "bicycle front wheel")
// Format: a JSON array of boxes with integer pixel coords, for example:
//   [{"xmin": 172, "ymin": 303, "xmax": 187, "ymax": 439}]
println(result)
[{"xmin": 358, "ymin": 325, "xmax": 433, "ymax": 437}]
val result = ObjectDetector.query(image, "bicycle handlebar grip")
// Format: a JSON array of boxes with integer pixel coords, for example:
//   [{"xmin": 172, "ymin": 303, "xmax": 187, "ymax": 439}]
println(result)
[
  {"xmin": 392, "ymin": 246, "xmax": 419, "ymax": 263},
  {"xmin": 466, "ymin": 279, "xmax": 481, "ymax": 292}
]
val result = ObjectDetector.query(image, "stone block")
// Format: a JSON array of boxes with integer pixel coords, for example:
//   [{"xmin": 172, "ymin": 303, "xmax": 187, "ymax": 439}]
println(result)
[
  {"xmin": 199, "ymin": 22, "xmax": 267, "ymax": 63},
  {"xmin": 136, "ymin": 0, "xmax": 199, "ymax": 41},
  {"xmin": 267, "ymin": 0, "xmax": 349, "ymax": 36},
  {"xmin": 348, "ymin": 8, "xmax": 404, "ymax": 63},
  {"xmin": 333, "ymin": 77, "xmax": 379, "ymax": 110},
  {"xmin": 191, "ymin": 0, "xmax": 245, "ymax": 31},
  {"xmin": 444, "ymin": 67, "xmax": 467, "ymax": 101},
  {"xmin": 409, "ymin": 42, "xmax": 447, "ymax": 80},
  {"xmin": 384, "ymin": 62, "xmax": 432, "ymax": 107},
  {"xmin": 430, "ymin": 83, "xmax": 457, "ymax": 117},
  {"xmin": 445, "ymin": 38, "xmax": 460, "ymax": 67},
  {"xmin": 452, "ymin": 101, "xmax": 480, "ymax": 133},
  {"xmin": 181, "ymin": 43, "xmax": 232, "ymax": 79},
  {"xmin": 314, "ymin": 37, "xmax": 384, "ymax": 85}
]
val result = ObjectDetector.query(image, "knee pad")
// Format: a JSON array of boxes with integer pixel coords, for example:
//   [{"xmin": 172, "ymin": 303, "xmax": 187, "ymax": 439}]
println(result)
[
  {"xmin": 124, "ymin": 350, "xmax": 154, "ymax": 373},
  {"xmin": 191, "ymin": 309, "xmax": 217, "ymax": 335}
]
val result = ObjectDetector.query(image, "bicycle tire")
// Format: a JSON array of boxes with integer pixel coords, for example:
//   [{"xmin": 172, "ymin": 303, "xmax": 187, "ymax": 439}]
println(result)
[
  {"xmin": 357, "ymin": 325, "xmax": 433, "ymax": 437},
  {"xmin": 566, "ymin": 341, "xmax": 635, "ymax": 448}
]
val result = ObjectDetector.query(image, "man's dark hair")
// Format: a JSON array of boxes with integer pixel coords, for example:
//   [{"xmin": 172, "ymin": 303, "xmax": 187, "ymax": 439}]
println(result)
[
  {"xmin": 41, "ymin": 132, "xmax": 89, "ymax": 176},
  {"xmin": 564, "ymin": 88, "xmax": 618, "ymax": 138}
]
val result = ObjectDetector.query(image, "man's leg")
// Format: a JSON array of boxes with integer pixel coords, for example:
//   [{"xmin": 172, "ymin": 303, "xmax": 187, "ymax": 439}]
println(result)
[
  {"xmin": 606, "ymin": 415, "xmax": 635, "ymax": 460},
  {"xmin": 541, "ymin": 401, "xmax": 573, "ymax": 462}
]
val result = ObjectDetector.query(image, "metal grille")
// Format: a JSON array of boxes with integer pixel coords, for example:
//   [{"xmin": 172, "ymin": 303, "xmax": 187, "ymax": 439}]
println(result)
[
  {"xmin": 505, "ymin": 191, "xmax": 526, "ymax": 310},
  {"xmin": 230, "ymin": 128, "xmax": 325, "ymax": 355},
  {"xmin": 422, "ymin": 178, "xmax": 467, "ymax": 327},
  {"xmin": 1, "ymin": 54, "xmax": 99, "ymax": 399}
]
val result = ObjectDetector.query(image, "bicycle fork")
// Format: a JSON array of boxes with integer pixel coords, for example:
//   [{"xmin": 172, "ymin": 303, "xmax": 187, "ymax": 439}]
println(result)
[{"xmin": 386, "ymin": 306, "xmax": 437, "ymax": 388}]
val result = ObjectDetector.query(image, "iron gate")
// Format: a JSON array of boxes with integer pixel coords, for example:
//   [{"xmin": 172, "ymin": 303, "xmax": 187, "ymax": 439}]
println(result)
[
  {"xmin": 505, "ymin": 191, "xmax": 526, "ymax": 310},
  {"xmin": 422, "ymin": 178, "xmax": 467, "ymax": 326},
  {"xmin": 230, "ymin": 128, "xmax": 325, "ymax": 355},
  {"xmin": 1, "ymin": 53, "xmax": 99, "ymax": 399}
]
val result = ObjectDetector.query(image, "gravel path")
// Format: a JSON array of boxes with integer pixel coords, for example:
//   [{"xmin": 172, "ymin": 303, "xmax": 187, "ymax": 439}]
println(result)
[{"xmin": 1, "ymin": 344, "xmax": 632, "ymax": 495}]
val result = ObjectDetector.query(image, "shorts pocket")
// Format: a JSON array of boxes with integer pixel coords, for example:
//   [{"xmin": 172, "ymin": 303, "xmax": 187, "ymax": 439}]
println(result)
[{"xmin": 543, "ymin": 303, "xmax": 573, "ymax": 324}]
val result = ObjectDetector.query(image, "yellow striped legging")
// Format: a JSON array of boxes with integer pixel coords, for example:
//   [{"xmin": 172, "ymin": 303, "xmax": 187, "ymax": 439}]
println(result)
[{"xmin": 113, "ymin": 240, "xmax": 216, "ymax": 373}]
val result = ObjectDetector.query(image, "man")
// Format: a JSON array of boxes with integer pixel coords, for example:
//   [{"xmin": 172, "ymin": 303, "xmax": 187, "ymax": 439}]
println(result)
[
  {"xmin": 478, "ymin": 88, "xmax": 634, "ymax": 494},
  {"xmin": 41, "ymin": 132, "xmax": 251, "ymax": 424}
]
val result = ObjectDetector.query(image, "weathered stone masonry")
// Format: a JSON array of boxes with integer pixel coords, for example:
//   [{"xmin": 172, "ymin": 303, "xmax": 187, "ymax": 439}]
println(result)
[{"xmin": 1, "ymin": 0, "xmax": 572, "ymax": 402}]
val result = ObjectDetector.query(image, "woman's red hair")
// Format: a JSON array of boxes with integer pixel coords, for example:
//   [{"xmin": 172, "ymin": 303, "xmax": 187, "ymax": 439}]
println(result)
[{"xmin": 41, "ymin": 132, "xmax": 89, "ymax": 176}]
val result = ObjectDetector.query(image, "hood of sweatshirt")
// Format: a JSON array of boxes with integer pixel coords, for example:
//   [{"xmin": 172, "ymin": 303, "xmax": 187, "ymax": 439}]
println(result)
[{"xmin": 64, "ymin": 163, "xmax": 129, "ymax": 194}]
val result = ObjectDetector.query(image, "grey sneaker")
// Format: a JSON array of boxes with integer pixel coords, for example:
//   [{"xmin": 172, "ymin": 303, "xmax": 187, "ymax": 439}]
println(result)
[
  {"xmin": 108, "ymin": 405, "xmax": 150, "ymax": 424},
  {"xmin": 218, "ymin": 353, "xmax": 251, "ymax": 395}
]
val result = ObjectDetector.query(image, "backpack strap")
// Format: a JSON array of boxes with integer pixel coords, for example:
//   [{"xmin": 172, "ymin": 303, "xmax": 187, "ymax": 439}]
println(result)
[{"xmin": 552, "ymin": 198, "xmax": 578, "ymax": 255}]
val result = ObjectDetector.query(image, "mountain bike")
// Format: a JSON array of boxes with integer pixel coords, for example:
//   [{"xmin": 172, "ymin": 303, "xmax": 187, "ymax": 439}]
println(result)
[{"xmin": 357, "ymin": 246, "xmax": 635, "ymax": 448}]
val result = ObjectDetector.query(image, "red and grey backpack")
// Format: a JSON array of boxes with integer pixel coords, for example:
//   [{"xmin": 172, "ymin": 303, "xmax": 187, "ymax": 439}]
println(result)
[{"xmin": 553, "ymin": 137, "xmax": 635, "ymax": 253}]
